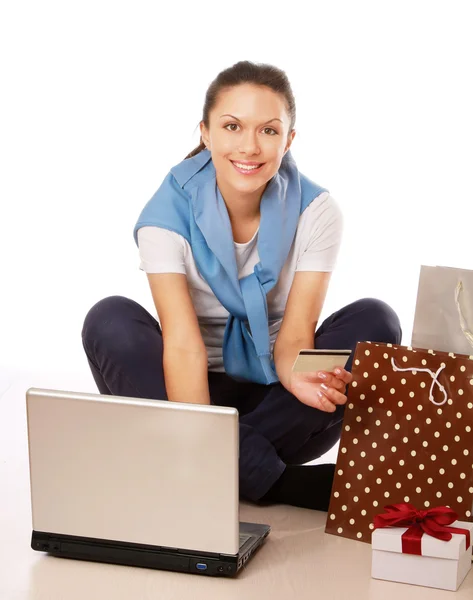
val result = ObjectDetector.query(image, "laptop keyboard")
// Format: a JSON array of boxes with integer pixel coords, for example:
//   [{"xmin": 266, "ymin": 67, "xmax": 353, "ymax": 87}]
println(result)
[{"xmin": 239, "ymin": 533, "xmax": 253, "ymax": 548}]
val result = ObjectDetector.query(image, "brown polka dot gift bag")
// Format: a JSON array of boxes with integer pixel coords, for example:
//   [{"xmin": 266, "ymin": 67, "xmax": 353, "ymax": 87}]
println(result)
[{"xmin": 325, "ymin": 341, "xmax": 473, "ymax": 543}]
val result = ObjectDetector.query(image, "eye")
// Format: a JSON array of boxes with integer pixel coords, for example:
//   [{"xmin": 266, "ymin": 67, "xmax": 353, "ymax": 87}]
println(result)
[{"xmin": 224, "ymin": 124, "xmax": 278, "ymax": 135}]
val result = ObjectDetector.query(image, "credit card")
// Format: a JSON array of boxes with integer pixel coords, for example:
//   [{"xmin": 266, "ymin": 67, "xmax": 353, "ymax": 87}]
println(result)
[{"xmin": 292, "ymin": 349, "xmax": 352, "ymax": 373}]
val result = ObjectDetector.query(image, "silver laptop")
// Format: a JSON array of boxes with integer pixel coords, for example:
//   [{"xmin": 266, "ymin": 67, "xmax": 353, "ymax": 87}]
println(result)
[{"xmin": 26, "ymin": 387, "xmax": 270, "ymax": 577}]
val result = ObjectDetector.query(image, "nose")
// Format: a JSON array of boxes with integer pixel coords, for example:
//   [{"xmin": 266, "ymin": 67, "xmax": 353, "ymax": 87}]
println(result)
[{"xmin": 238, "ymin": 132, "xmax": 261, "ymax": 156}]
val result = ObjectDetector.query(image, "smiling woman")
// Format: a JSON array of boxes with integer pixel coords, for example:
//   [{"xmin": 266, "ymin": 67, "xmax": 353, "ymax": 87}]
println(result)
[{"xmin": 82, "ymin": 60, "xmax": 402, "ymax": 512}]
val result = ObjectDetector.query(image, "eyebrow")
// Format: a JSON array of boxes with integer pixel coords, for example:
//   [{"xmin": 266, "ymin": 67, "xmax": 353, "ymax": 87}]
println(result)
[{"xmin": 219, "ymin": 114, "xmax": 283, "ymax": 124}]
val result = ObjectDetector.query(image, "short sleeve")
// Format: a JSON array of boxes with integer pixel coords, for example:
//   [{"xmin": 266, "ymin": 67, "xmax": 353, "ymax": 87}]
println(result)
[
  {"xmin": 137, "ymin": 226, "xmax": 187, "ymax": 274},
  {"xmin": 296, "ymin": 193, "xmax": 344, "ymax": 272}
]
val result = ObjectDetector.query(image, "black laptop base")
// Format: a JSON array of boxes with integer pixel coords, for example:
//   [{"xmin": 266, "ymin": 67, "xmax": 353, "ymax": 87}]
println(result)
[{"xmin": 32, "ymin": 530, "xmax": 268, "ymax": 577}]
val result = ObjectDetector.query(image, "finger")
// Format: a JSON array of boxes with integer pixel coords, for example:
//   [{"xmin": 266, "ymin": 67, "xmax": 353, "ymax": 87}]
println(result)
[
  {"xmin": 299, "ymin": 370, "xmax": 342, "ymax": 391},
  {"xmin": 300, "ymin": 370, "xmax": 348, "ymax": 393},
  {"xmin": 320, "ymin": 383, "xmax": 347, "ymax": 406},
  {"xmin": 317, "ymin": 371, "xmax": 345, "ymax": 392},
  {"xmin": 332, "ymin": 367, "xmax": 353, "ymax": 385},
  {"xmin": 316, "ymin": 390, "xmax": 337, "ymax": 413}
]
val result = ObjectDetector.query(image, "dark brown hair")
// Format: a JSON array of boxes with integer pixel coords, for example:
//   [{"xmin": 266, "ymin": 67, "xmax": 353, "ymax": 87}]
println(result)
[{"xmin": 184, "ymin": 60, "xmax": 296, "ymax": 160}]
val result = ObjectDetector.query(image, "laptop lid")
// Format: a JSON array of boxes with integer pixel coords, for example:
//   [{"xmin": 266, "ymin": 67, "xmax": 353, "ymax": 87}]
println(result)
[{"xmin": 26, "ymin": 388, "xmax": 240, "ymax": 556}]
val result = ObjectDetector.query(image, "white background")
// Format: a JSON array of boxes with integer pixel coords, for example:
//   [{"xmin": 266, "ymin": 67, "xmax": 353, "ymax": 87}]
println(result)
[{"xmin": 1, "ymin": 0, "xmax": 472, "ymax": 394}]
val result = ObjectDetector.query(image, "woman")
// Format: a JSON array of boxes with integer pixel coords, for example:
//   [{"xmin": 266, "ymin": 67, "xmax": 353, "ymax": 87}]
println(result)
[{"xmin": 82, "ymin": 60, "xmax": 402, "ymax": 511}]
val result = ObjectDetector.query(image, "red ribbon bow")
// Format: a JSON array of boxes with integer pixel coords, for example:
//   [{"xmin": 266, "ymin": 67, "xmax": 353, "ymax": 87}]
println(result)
[{"xmin": 373, "ymin": 503, "xmax": 471, "ymax": 555}]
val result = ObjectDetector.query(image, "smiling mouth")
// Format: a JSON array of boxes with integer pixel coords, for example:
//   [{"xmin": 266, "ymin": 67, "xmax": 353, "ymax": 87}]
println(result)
[{"xmin": 230, "ymin": 160, "xmax": 265, "ymax": 173}]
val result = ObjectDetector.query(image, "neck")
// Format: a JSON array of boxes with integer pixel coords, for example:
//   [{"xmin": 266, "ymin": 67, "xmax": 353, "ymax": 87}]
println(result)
[
  {"xmin": 217, "ymin": 176, "xmax": 265, "ymax": 224},
  {"xmin": 226, "ymin": 204, "xmax": 261, "ymax": 225}
]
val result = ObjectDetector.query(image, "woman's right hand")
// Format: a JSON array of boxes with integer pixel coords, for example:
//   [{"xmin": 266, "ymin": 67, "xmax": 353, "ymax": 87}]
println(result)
[{"xmin": 289, "ymin": 368, "xmax": 351, "ymax": 412}]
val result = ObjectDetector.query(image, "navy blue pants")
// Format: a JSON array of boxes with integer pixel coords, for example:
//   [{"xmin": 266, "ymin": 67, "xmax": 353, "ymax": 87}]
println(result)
[{"xmin": 81, "ymin": 296, "xmax": 402, "ymax": 502}]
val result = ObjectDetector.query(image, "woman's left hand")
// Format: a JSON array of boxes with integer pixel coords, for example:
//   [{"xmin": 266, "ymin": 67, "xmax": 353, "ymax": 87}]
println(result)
[{"xmin": 289, "ymin": 366, "xmax": 353, "ymax": 411}]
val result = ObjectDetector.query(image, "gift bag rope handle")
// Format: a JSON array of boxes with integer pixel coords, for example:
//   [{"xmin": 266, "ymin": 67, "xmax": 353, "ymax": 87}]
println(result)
[
  {"xmin": 391, "ymin": 359, "xmax": 447, "ymax": 406},
  {"xmin": 389, "ymin": 280, "xmax": 472, "ymax": 407},
  {"xmin": 455, "ymin": 280, "xmax": 473, "ymax": 350}
]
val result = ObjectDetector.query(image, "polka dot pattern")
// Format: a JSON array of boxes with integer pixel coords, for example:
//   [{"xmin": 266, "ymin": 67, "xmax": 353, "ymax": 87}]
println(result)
[{"xmin": 325, "ymin": 341, "xmax": 473, "ymax": 544}]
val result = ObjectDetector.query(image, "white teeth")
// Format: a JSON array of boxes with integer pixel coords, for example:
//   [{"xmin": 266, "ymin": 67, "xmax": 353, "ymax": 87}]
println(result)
[{"xmin": 233, "ymin": 162, "xmax": 260, "ymax": 170}]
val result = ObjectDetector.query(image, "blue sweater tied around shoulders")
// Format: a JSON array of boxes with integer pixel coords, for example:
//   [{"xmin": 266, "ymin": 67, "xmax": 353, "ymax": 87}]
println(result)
[{"xmin": 133, "ymin": 149, "xmax": 327, "ymax": 385}]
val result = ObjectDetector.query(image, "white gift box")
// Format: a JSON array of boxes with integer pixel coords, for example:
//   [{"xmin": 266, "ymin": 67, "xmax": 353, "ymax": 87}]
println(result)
[{"xmin": 371, "ymin": 520, "xmax": 473, "ymax": 591}]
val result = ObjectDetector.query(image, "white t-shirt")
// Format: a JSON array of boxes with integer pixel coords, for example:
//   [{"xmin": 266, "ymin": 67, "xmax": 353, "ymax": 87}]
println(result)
[{"xmin": 137, "ymin": 191, "xmax": 343, "ymax": 372}]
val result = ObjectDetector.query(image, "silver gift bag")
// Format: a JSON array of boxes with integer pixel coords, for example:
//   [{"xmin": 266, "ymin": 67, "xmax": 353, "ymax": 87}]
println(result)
[{"xmin": 411, "ymin": 265, "xmax": 473, "ymax": 356}]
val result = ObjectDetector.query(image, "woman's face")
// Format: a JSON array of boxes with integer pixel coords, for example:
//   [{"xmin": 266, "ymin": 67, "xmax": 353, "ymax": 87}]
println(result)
[{"xmin": 200, "ymin": 84, "xmax": 295, "ymax": 197}]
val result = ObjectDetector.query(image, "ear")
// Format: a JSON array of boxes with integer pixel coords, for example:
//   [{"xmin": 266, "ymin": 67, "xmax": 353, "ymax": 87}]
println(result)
[
  {"xmin": 200, "ymin": 122, "xmax": 210, "ymax": 149},
  {"xmin": 285, "ymin": 129, "xmax": 296, "ymax": 153}
]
